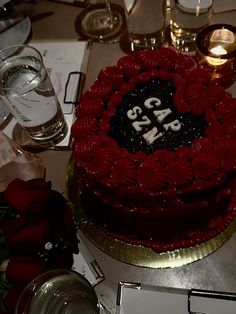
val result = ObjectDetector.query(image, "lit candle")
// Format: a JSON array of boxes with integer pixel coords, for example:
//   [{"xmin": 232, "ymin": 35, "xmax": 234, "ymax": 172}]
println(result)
[{"xmin": 195, "ymin": 24, "xmax": 236, "ymax": 87}]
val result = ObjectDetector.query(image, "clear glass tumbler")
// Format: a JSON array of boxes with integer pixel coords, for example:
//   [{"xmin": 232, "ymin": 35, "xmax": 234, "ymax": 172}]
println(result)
[
  {"xmin": 123, "ymin": 0, "xmax": 167, "ymax": 50},
  {"xmin": 0, "ymin": 45, "xmax": 67, "ymax": 145},
  {"xmin": 169, "ymin": 0, "xmax": 213, "ymax": 52},
  {"xmin": 15, "ymin": 269, "xmax": 100, "ymax": 314}
]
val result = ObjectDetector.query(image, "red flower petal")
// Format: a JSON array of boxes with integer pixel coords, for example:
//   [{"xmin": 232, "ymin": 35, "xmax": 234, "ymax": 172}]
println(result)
[
  {"xmin": 4, "ymin": 285, "xmax": 26, "ymax": 314},
  {"xmin": 5, "ymin": 219, "xmax": 50, "ymax": 252},
  {"xmin": 3, "ymin": 179, "xmax": 51, "ymax": 215},
  {"xmin": 6, "ymin": 256, "xmax": 46, "ymax": 284}
]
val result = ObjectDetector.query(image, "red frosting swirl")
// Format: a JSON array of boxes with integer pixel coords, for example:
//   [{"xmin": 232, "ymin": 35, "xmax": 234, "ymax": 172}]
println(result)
[
  {"xmin": 192, "ymin": 153, "xmax": 220, "ymax": 179},
  {"xmin": 137, "ymin": 159, "xmax": 168, "ymax": 192},
  {"xmin": 75, "ymin": 98, "xmax": 104, "ymax": 118},
  {"xmin": 117, "ymin": 55, "xmax": 142, "ymax": 78},
  {"xmin": 111, "ymin": 158, "xmax": 137, "ymax": 186},
  {"xmin": 71, "ymin": 117, "xmax": 98, "ymax": 139},
  {"xmin": 166, "ymin": 159, "xmax": 193, "ymax": 187},
  {"xmin": 89, "ymin": 81, "xmax": 114, "ymax": 101},
  {"xmin": 84, "ymin": 147, "xmax": 115, "ymax": 178},
  {"xmin": 72, "ymin": 135, "xmax": 101, "ymax": 161},
  {"xmin": 72, "ymin": 47, "xmax": 236, "ymax": 212},
  {"xmin": 98, "ymin": 66, "xmax": 124, "ymax": 88}
]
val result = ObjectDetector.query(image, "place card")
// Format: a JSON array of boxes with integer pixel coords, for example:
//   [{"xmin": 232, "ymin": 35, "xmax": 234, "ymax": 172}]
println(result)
[
  {"xmin": 72, "ymin": 233, "xmax": 104, "ymax": 286},
  {"xmin": 116, "ymin": 282, "xmax": 236, "ymax": 314}
]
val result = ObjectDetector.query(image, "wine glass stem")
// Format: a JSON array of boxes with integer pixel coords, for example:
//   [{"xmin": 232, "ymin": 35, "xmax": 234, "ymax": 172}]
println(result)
[{"xmin": 106, "ymin": 0, "xmax": 114, "ymax": 28}]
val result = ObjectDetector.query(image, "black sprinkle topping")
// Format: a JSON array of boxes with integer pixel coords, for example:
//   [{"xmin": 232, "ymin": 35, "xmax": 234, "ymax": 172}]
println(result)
[{"xmin": 109, "ymin": 78, "xmax": 208, "ymax": 154}]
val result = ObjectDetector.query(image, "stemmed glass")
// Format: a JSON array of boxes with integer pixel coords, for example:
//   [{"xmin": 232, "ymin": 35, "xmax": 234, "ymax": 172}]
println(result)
[{"xmin": 75, "ymin": 0, "xmax": 125, "ymax": 43}]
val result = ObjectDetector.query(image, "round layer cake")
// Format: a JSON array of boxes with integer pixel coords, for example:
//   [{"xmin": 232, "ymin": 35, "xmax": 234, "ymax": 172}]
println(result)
[{"xmin": 71, "ymin": 48, "xmax": 236, "ymax": 253}]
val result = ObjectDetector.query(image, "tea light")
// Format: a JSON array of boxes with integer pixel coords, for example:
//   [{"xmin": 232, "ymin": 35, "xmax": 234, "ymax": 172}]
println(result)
[{"xmin": 196, "ymin": 24, "xmax": 236, "ymax": 87}]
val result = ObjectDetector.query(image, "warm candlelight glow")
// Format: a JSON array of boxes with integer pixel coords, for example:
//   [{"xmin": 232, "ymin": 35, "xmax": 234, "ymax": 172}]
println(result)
[
  {"xmin": 210, "ymin": 45, "xmax": 227, "ymax": 56},
  {"xmin": 206, "ymin": 45, "xmax": 228, "ymax": 66},
  {"xmin": 195, "ymin": 24, "xmax": 236, "ymax": 87}
]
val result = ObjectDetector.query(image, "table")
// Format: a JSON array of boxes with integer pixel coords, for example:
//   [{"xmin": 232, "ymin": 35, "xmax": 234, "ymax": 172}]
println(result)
[{"xmin": 30, "ymin": 0, "xmax": 236, "ymax": 311}]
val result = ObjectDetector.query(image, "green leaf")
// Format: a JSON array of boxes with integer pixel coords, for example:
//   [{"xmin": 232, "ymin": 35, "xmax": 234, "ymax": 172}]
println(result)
[{"xmin": 0, "ymin": 272, "xmax": 11, "ymax": 312}]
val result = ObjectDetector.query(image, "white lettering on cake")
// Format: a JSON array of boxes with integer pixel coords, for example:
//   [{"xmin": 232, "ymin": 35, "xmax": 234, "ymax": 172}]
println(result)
[
  {"xmin": 153, "ymin": 108, "xmax": 172, "ymax": 123},
  {"xmin": 132, "ymin": 116, "xmax": 151, "ymax": 132},
  {"xmin": 126, "ymin": 96, "xmax": 182, "ymax": 145},
  {"xmin": 142, "ymin": 127, "xmax": 163, "ymax": 145},
  {"xmin": 144, "ymin": 97, "xmax": 161, "ymax": 109},
  {"xmin": 127, "ymin": 106, "xmax": 142, "ymax": 120},
  {"xmin": 163, "ymin": 119, "xmax": 182, "ymax": 132}
]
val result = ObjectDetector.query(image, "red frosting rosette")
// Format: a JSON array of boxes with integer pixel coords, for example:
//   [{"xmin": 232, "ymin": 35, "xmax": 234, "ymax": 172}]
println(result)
[
  {"xmin": 98, "ymin": 66, "xmax": 124, "ymax": 88},
  {"xmin": 71, "ymin": 47, "xmax": 236, "ymax": 250},
  {"xmin": 75, "ymin": 98, "xmax": 104, "ymax": 118},
  {"xmin": 117, "ymin": 55, "xmax": 142, "ymax": 78},
  {"xmin": 71, "ymin": 116, "xmax": 99, "ymax": 139},
  {"xmin": 166, "ymin": 159, "xmax": 193, "ymax": 187},
  {"xmin": 110, "ymin": 158, "xmax": 137, "ymax": 186},
  {"xmin": 137, "ymin": 158, "xmax": 168, "ymax": 193}
]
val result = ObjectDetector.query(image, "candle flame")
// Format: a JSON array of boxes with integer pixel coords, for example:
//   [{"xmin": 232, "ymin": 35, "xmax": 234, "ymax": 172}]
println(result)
[
  {"xmin": 205, "ymin": 45, "xmax": 228, "ymax": 66},
  {"xmin": 210, "ymin": 45, "xmax": 227, "ymax": 56}
]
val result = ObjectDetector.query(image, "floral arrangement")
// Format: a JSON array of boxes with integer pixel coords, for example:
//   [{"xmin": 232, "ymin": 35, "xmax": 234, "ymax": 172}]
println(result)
[{"xmin": 0, "ymin": 178, "xmax": 79, "ymax": 313}]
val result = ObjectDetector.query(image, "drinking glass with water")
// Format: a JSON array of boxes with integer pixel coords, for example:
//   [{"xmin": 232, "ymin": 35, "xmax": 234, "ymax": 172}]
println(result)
[
  {"xmin": 169, "ymin": 0, "xmax": 213, "ymax": 52},
  {"xmin": 0, "ymin": 45, "xmax": 67, "ymax": 145},
  {"xmin": 15, "ymin": 269, "xmax": 101, "ymax": 314}
]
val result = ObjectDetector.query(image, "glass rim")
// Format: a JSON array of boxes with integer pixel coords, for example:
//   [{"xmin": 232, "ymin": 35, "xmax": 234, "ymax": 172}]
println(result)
[
  {"xmin": 0, "ymin": 44, "xmax": 44, "ymax": 95},
  {"xmin": 14, "ymin": 269, "xmax": 100, "ymax": 314},
  {"xmin": 196, "ymin": 23, "xmax": 236, "ymax": 60}
]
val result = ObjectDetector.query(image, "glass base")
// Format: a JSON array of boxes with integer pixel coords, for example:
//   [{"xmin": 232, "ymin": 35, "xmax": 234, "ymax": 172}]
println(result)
[
  {"xmin": 75, "ymin": 3, "xmax": 125, "ymax": 43},
  {"xmin": 12, "ymin": 121, "xmax": 68, "ymax": 150}
]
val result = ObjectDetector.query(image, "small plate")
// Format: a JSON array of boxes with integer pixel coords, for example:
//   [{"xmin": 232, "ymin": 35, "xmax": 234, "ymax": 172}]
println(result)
[
  {"xmin": 116, "ymin": 282, "xmax": 236, "ymax": 314},
  {"xmin": 0, "ymin": 16, "xmax": 31, "ymax": 50}
]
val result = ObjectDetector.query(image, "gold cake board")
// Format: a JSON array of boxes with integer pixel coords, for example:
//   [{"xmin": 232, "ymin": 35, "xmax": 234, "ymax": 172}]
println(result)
[{"xmin": 66, "ymin": 155, "xmax": 236, "ymax": 268}]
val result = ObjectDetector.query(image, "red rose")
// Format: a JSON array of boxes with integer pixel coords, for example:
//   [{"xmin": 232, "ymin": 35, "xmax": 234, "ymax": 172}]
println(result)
[
  {"xmin": 3, "ymin": 178, "xmax": 53, "ymax": 215},
  {"xmin": 6, "ymin": 256, "xmax": 46, "ymax": 284},
  {"xmin": 5, "ymin": 219, "xmax": 51, "ymax": 254},
  {"xmin": 3, "ymin": 285, "xmax": 25, "ymax": 314},
  {"xmin": 1, "ymin": 178, "xmax": 79, "ymax": 314}
]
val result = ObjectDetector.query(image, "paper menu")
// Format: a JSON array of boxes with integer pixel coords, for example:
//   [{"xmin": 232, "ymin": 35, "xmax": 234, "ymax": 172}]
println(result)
[
  {"xmin": 31, "ymin": 40, "xmax": 89, "ymax": 114},
  {"xmin": 116, "ymin": 282, "xmax": 236, "ymax": 314}
]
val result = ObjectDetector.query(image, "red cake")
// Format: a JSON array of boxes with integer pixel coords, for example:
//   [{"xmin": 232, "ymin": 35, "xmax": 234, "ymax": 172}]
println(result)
[{"xmin": 71, "ymin": 48, "xmax": 236, "ymax": 253}]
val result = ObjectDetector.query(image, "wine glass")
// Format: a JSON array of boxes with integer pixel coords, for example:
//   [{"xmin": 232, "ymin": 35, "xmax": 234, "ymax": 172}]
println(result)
[{"xmin": 75, "ymin": 0, "xmax": 125, "ymax": 43}]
